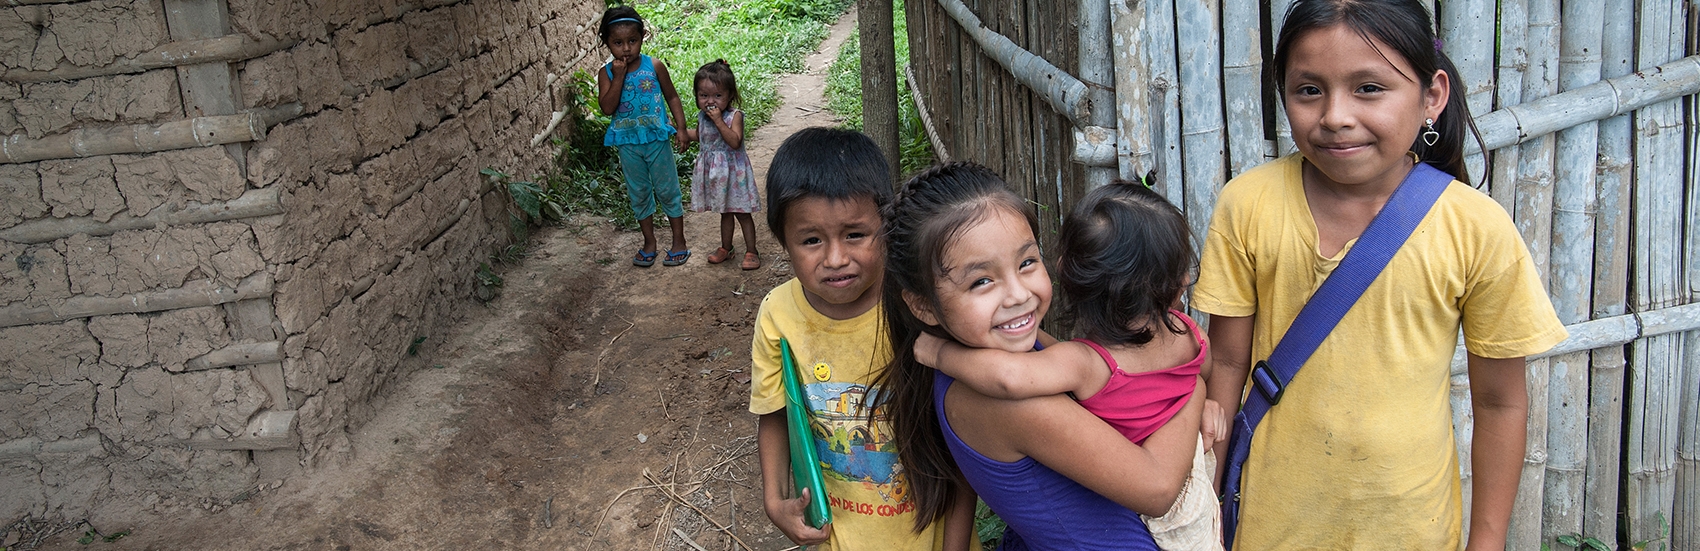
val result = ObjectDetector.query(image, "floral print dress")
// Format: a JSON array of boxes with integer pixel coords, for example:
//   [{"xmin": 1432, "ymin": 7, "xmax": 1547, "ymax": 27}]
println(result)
[{"xmin": 690, "ymin": 109, "xmax": 759, "ymax": 213}]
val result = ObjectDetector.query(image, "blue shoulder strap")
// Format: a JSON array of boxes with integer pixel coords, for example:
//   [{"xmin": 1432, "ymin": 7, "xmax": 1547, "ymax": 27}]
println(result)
[{"xmin": 1239, "ymin": 162, "xmax": 1453, "ymax": 425}]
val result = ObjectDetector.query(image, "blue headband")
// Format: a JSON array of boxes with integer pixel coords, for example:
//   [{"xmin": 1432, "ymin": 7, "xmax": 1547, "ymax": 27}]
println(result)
[{"xmin": 609, "ymin": 17, "xmax": 640, "ymax": 25}]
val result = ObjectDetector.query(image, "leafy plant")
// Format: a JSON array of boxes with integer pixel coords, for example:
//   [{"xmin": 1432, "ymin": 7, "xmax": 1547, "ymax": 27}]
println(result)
[
  {"xmin": 473, "ymin": 262, "xmax": 503, "ymax": 302},
  {"xmin": 974, "ymin": 499, "xmax": 1005, "ymax": 550}
]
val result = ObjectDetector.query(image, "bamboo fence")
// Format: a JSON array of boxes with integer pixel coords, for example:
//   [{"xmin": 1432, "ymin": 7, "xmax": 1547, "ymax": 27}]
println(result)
[{"xmin": 903, "ymin": 0, "xmax": 1700, "ymax": 549}]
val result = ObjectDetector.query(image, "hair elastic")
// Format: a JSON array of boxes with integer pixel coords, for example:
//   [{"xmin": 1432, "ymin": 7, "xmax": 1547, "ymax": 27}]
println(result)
[
  {"xmin": 1433, "ymin": 38, "xmax": 1444, "ymax": 51},
  {"xmin": 609, "ymin": 17, "xmax": 640, "ymax": 24}
]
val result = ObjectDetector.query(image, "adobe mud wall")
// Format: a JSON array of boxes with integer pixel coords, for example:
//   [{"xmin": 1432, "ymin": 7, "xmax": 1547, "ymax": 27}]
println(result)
[{"xmin": 0, "ymin": 0, "xmax": 602, "ymax": 523}]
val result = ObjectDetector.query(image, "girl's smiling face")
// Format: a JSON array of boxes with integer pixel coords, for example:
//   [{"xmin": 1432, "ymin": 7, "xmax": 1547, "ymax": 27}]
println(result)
[
  {"xmin": 1282, "ymin": 23, "xmax": 1448, "ymax": 193},
  {"xmin": 919, "ymin": 206, "xmax": 1052, "ymax": 353}
]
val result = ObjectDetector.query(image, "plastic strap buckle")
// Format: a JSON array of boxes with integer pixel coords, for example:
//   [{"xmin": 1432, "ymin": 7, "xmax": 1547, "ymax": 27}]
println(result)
[{"xmin": 1251, "ymin": 360, "xmax": 1286, "ymax": 405}]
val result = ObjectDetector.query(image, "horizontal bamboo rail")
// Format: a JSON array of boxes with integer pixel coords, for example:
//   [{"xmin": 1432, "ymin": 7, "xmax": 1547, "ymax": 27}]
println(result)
[
  {"xmin": 935, "ymin": 0, "xmax": 1089, "ymax": 124},
  {"xmin": 0, "ymin": 436, "xmax": 101, "ymax": 460},
  {"xmin": 0, "ymin": 272, "xmax": 272, "ymax": 328},
  {"xmin": 182, "ymin": 341, "xmax": 283, "ymax": 372},
  {"xmin": 0, "ymin": 112, "xmax": 267, "ymax": 164},
  {"xmin": 0, "ymin": 187, "xmax": 283, "ymax": 245},
  {"xmin": 1473, "ymin": 54, "xmax": 1700, "ymax": 152},
  {"xmin": 1, "ymin": 36, "xmax": 299, "ymax": 84},
  {"xmin": 1533, "ymin": 302, "xmax": 1700, "ymax": 359},
  {"xmin": 184, "ymin": 410, "xmax": 297, "ymax": 451}
]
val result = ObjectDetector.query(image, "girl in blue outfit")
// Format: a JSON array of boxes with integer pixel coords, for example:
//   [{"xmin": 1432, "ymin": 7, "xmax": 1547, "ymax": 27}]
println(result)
[
  {"xmin": 596, "ymin": 6, "xmax": 690, "ymax": 267},
  {"xmin": 876, "ymin": 162, "xmax": 1203, "ymax": 550}
]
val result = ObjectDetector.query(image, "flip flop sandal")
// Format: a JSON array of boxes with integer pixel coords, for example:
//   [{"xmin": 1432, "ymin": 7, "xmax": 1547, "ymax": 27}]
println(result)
[
  {"xmin": 663, "ymin": 249, "xmax": 691, "ymax": 266},
  {"xmin": 632, "ymin": 249, "xmax": 657, "ymax": 267},
  {"xmin": 708, "ymin": 247, "xmax": 734, "ymax": 264},
  {"xmin": 741, "ymin": 252, "xmax": 761, "ymax": 271}
]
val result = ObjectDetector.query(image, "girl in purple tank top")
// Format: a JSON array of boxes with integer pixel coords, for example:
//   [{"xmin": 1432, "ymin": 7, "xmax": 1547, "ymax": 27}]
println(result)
[{"xmin": 872, "ymin": 164, "xmax": 1208, "ymax": 550}]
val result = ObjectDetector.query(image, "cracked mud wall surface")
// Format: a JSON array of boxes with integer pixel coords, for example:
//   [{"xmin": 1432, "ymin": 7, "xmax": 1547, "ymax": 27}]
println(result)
[{"xmin": 0, "ymin": 0, "xmax": 604, "ymax": 525}]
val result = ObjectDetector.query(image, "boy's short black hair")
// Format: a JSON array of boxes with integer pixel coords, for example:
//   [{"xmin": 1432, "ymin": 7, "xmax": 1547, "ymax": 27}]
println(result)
[{"xmin": 764, "ymin": 127, "xmax": 893, "ymax": 243}]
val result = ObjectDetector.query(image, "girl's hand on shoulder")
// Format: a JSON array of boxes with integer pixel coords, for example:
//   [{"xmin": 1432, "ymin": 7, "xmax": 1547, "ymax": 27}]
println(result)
[{"xmin": 914, "ymin": 333, "xmax": 947, "ymax": 368}]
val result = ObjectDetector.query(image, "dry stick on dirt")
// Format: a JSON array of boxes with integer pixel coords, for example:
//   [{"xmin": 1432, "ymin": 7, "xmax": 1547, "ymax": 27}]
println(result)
[
  {"xmin": 642, "ymin": 469, "xmax": 757, "ymax": 551},
  {"xmin": 672, "ymin": 527, "xmax": 711, "ymax": 551},
  {"xmin": 590, "ymin": 483, "xmax": 666, "ymax": 540},
  {"xmin": 592, "ymin": 317, "xmax": 637, "ymax": 388}
]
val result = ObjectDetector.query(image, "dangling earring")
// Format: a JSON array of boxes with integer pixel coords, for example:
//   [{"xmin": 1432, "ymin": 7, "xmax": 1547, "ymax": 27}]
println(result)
[{"xmin": 1422, "ymin": 118, "xmax": 1440, "ymax": 147}]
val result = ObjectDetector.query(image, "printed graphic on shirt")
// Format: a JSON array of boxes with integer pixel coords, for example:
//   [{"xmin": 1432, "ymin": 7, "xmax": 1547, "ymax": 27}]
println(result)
[{"xmin": 803, "ymin": 378, "xmax": 906, "ymax": 498}]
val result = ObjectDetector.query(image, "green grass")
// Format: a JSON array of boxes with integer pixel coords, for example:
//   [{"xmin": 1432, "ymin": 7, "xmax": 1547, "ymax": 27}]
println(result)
[
  {"xmin": 640, "ymin": 0, "xmax": 855, "ymax": 128},
  {"xmin": 822, "ymin": 1, "xmax": 936, "ymax": 175}
]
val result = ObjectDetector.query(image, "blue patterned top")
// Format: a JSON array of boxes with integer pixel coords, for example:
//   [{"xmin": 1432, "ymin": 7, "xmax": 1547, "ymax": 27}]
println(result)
[{"xmin": 603, "ymin": 54, "xmax": 676, "ymax": 146}]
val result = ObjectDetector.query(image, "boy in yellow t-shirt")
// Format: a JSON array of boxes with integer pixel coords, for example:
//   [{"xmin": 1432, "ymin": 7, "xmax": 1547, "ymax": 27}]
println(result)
[{"xmin": 749, "ymin": 128, "xmax": 971, "ymax": 551}]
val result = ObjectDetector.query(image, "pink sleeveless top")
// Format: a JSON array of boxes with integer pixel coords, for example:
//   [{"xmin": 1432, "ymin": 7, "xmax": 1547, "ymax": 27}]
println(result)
[{"xmin": 1074, "ymin": 310, "xmax": 1207, "ymax": 445}]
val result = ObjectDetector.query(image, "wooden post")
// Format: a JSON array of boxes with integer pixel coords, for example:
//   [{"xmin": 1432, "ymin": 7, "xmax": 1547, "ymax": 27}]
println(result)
[
  {"xmin": 859, "ymin": 0, "xmax": 899, "ymax": 183},
  {"xmin": 1268, "ymin": 0, "xmax": 1294, "ymax": 156},
  {"xmin": 1543, "ymin": 0, "xmax": 1604, "ymax": 544},
  {"xmin": 1078, "ymin": 0, "xmax": 1115, "ymax": 188}
]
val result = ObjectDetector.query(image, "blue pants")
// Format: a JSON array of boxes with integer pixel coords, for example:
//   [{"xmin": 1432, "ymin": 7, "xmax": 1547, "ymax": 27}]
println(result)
[{"xmin": 617, "ymin": 139, "xmax": 684, "ymax": 220}]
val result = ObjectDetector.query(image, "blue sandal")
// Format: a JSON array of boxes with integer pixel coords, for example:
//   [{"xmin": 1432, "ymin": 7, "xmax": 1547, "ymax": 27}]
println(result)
[
  {"xmin": 662, "ymin": 249, "xmax": 691, "ymax": 266},
  {"xmin": 632, "ymin": 249, "xmax": 657, "ymax": 267}
]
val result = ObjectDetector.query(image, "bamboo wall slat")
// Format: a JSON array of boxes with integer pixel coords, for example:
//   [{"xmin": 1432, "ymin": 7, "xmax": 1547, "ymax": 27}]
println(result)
[
  {"xmin": 1543, "ymin": 0, "xmax": 1604, "ymax": 541},
  {"xmin": 1175, "ymin": 0, "xmax": 1224, "ymax": 247},
  {"xmin": 1438, "ymin": 0, "xmax": 1494, "ymax": 184},
  {"xmin": 904, "ymin": 1, "xmax": 1700, "ymax": 547},
  {"xmin": 1628, "ymin": 0, "xmax": 1688, "ymax": 546}
]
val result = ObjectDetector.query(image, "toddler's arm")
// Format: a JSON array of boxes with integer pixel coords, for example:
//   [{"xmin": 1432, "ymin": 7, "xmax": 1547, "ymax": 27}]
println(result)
[
  {"xmin": 915, "ymin": 333, "xmax": 1103, "ymax": 399},
  {"xmin": 1464, "ymin": 353, "xmax": 1529, "ymax": 551},
  {"xmin": 652, "ymin": 60, "xmax": 690, "ymax": 151},
  {"xmin": 757, "ymin": 412, "xmax": 833, "ymax": 545}
]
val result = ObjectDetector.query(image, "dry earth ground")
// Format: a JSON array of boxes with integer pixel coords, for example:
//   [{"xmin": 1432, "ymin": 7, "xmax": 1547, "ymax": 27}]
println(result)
[{"xmin": 21, "ymin": 9, "xmax": 859, "ymax": 551}]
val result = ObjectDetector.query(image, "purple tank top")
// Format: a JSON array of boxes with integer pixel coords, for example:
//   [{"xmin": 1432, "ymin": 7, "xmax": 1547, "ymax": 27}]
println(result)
[{"xmin": 934, "ymin": 370, "xmax": 1159, "ymax": 550}]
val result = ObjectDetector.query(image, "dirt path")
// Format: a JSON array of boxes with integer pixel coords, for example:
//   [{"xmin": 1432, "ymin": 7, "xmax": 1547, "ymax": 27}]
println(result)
[{"xmin": 42, "ymin": 9, "xmax": 860, "ymax": 551}]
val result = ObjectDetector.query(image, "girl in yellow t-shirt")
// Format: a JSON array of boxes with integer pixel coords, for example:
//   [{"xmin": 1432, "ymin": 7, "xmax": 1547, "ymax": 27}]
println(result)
[{"xmin": 1194, "ymin": 0, "xmax": 1567, "ymax": 549}]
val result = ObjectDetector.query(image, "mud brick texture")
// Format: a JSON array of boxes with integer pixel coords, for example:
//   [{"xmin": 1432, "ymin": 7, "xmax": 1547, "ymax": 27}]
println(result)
[{"xmin": 0, "ymin": 0, "xmax": 604, "ymax": 524}]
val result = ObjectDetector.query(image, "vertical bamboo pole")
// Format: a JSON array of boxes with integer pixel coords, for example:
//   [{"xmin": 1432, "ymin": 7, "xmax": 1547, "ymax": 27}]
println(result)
[
  {"xmin": 1268, "ymin": 0, "xmax": 1294, "ymax": 156},
  {"xmin": 1628, "ymin": 0, "xmax": 1686, "ymax": 545},
  {"xmin": 1677, "ymin": 4, "xmax": 1700, "ymax": 546},
  {"xmin": 1437, "ymin": 0, "xmax": 1494, "ymax": 184},
  {"xmin": 1146, "ymin": 0, "xmax": 1182, "ymax": 204},
  {"xmin": 1543, "ymin": 0, "xmax": 1604, "ymax": 545},
  {"xmin": 1220, "ymin": 0, "xmax": 1262, "ymax": 177},
  {"xmin": 1175, "ymin": 0, "xmax": 1224, "ymax": 247},
  {"xmin": 1110, "ymin": 0, "xmax": 1153, "ymax": 180},
  {"xmin": 1506, "ymin": 0, "xmax": 1560, "ymax": 546},
  {"xmin": 1488, "ymin": 0, "xmax": 1527, "ymax": 212},
  {"xmin": 1078, "ymin": 0, "xmax": 1115, "ymax": 189},
  {"xmin": 1583, "ymin": 0, "xmax": 1633, "ymax": 541}
]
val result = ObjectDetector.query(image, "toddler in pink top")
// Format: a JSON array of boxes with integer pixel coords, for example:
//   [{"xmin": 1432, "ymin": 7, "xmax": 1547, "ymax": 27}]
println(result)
[{"xmin": 916, "ymin": 180, "xmax": 1225, "ymax": 550}]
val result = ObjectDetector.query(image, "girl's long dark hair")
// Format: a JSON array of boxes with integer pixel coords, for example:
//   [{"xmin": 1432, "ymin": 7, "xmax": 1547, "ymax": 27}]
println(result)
[
  {"xmin": 1273, "ymin": 0, "xmax": 1480, "ymax": 184},
  {"xmin": 872, "ymin": 162, "xmax": 1034, "ymax": 532},
  {"xmin": 1058, "ymin": 180, "xmax": 1193, "ymax": 345}
]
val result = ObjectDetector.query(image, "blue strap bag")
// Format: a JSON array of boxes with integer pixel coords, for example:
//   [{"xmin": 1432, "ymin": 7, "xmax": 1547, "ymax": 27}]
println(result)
[{"xmin": 1220, "ymin": 163, "xmax": 1453, "ymax": 548}]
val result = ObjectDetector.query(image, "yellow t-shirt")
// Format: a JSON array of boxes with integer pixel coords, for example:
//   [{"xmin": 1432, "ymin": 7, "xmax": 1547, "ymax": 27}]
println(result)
[
  {"xmin": 749, "ymin": 279, "xmax": 943, "ymax": 551},
  {"xmin": 1193, "ymin": 155, "xmax": 1568, "ymax": 550}
]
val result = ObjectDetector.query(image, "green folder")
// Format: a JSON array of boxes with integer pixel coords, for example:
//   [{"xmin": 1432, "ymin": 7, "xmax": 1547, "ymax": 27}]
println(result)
[{"xmin": 780, "ymin": 338, "xmax": 832, "ymax": 528}]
